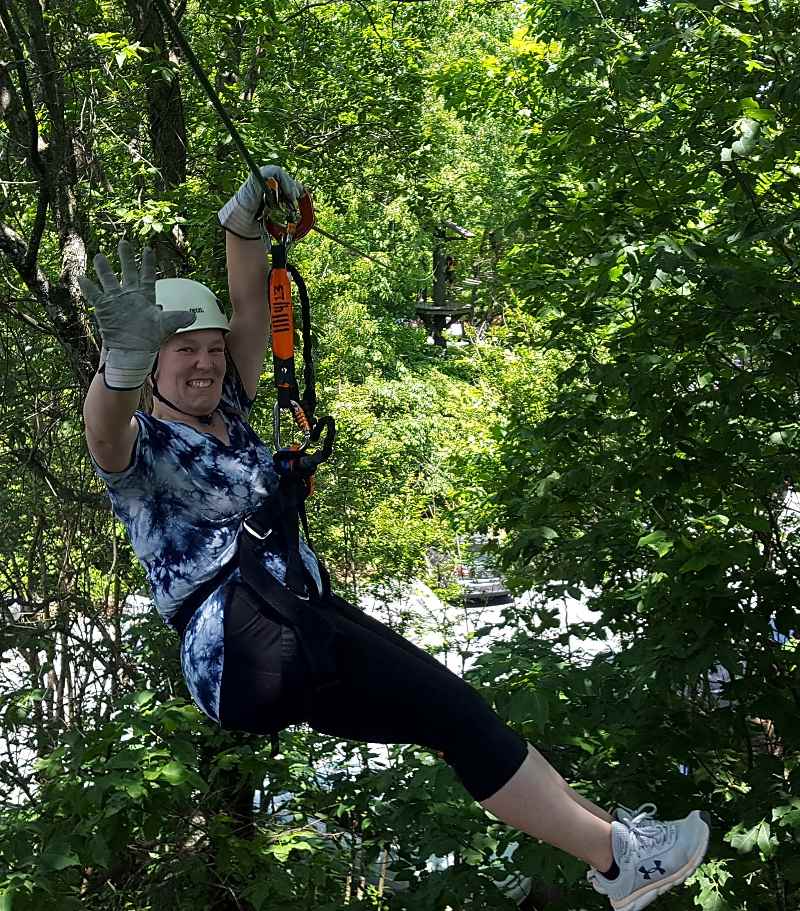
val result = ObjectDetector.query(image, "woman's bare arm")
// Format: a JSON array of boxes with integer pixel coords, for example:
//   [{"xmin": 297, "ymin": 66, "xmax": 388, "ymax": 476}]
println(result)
[
  {"xmin": 83, "ymin": 367, "xmax": 140, "ymax": 472},
  {"xmin": 225, "ymin": 233, "xmax": 269, "ymax": 400}
]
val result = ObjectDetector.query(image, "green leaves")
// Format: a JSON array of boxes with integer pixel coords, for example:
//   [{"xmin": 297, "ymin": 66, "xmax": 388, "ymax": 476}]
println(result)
[
  {"xmin": 88, "ymin": 32, "xmax": 145, "ymax": 69},
  {"xmin": 265, "ymin": 831, "xmax": 319, "ymax": 863},
  {"xmin": 726, "ymin": 819, "xmax": 778, "ymax": 858},
  {"xmin": 88, "ymin": 834, "xmax": 111, "ymax": 869},
  {"xmin": 468, "ymin": 0, "xmax": 800, "ymax": 906},
  {"xmin": 637, "ymin": 530, "xmax": 674, "ymax": 557},
  {"xmin": 38, "ymin": 839, "xmax": 80, "ymax": 873},
  {"xmin": 143, "ymin": 759, "xmax": 189, "ymax": 785},
  {"xmin": 690, "ymin": 859, "xmax": 734, "ymax": 911},
  {"xmin": 507, "ymin": 688, "xmax": 550, "ymax": 732}
]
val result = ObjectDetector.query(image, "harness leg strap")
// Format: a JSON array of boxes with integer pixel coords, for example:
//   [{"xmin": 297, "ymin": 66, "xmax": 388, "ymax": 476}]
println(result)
[{"xmin": 238, "ymin": 533, "xmax": 338, "ymax": 684}]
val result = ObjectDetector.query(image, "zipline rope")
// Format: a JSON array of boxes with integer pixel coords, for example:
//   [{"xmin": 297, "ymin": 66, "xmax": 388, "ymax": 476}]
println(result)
[{"xmin": 150, "ymin": 0, "xmax": 393, "ymax": 271}]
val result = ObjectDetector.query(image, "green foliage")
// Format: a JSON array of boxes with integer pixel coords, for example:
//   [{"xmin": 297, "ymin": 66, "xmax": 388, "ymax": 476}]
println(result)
[
  {"xmin": 0, "ymin": 692, "xmax": 210, "ymax": 909},
  {"xmin": 462, "ymin": 0, "xmax": 800, "ymax": 906},
  {"xmin": 4, "ymin": 0, "xmax": 800, "ymax": 905}
]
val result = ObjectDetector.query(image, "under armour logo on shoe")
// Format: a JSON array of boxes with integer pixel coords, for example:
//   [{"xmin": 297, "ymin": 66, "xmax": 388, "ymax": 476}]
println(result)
[{"xmin": 639, "ymin": 861, "xmax": 665, "ymax": 880}]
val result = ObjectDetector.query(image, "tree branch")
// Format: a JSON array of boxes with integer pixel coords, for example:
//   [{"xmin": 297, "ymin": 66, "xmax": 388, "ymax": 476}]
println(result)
[
  {"xmin": 0, "ymin": 0, "xmax": 49, "ymax": 186},
  {"xmin": 0, "ymin": 61, "xmax": 31, "ymax": 156},
  {"xmin": 2, "ymin": 300, "xmax": 54, "ymax": 333},
  {"xmin": 25, "ymin": 183, "xmax": 48, "ymax": 273},
  {"xmin": 0, "ymin": 219, "xmax": 96, "ymax": 388},
  {"xmin": 727, "ymin": 159, "xmax": 798, "ymax": 272},
  {"xmin": 11, "ymin": 447, "xmax": 109, "ymax": 509},
  {"xmin": 280, "ymin": 0, "xmax": 353, "ymax": 24},
  {"xmin": 0, "ymin": 218, "xmax": 49, "ymax": 295}
]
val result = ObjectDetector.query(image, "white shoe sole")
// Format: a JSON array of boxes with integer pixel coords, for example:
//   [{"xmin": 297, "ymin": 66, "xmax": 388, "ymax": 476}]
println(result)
[{"xmin": 611, "ymin": 813, "xmax": 711, "ymax": 911}]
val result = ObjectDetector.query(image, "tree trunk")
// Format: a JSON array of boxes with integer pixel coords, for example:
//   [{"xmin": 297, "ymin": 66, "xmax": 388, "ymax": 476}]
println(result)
[
  {"xmin": 125, "ymin": 0, "xmax": 189, "ymax": 276},
  {"xmin": 0, "ymin": 0, "xmax": 95, "ymax": 386}
]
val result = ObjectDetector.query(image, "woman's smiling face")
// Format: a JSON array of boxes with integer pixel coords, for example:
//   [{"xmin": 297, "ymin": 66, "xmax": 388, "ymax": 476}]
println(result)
[{"xmin": 154, "ymin": 329, "xmax": 227, "ymax": 417}]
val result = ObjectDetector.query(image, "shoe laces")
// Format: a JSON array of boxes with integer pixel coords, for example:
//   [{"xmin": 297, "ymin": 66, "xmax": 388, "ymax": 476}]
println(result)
[
  {"xmin": 616, "ymin": 802, "xmax": 658, "ymax": 821},
  {"xmin": 617, "ymin": 806, "xmax": 673, "ymax": 863}
]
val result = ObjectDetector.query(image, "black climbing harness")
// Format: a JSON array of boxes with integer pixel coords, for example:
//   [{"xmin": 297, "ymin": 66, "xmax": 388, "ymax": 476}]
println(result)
[{"xmin": 165, "ymin": 189, "xmax": 338, "ymax": 754}]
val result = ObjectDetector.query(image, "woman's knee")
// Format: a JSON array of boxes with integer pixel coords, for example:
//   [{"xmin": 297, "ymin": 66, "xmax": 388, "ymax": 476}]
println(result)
[{"xmin": 438, "ymin": 698, "xmax": 529, "ymax": 801}]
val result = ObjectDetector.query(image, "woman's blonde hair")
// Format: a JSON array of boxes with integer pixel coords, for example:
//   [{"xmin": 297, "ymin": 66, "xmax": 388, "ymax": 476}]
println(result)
[{"xmin": 139, "ymin": 377, "xmax": 155, "ymax": 414}]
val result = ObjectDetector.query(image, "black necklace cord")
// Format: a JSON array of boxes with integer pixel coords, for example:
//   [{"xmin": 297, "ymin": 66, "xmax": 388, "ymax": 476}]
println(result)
[{"xmin": 152, "ymin": 383, "xmax": 216, "ymax": 425}]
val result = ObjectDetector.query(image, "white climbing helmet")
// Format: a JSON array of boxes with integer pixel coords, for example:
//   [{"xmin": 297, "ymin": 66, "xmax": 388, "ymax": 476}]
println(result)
[{"xmin": 155, "ymin": 278, "xmax": 230, "ymax": 334}]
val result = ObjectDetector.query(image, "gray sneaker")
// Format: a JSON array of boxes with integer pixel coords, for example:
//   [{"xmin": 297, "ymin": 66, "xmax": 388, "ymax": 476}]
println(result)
[{"xmin": 587, "ymin": 807, "xmax": 710, "ymax": 911}]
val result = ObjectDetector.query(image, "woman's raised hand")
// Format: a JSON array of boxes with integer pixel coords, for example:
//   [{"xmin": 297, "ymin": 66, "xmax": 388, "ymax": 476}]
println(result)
[
  {"xmin": 218, "ymin": 165, "xmax": 304, "ymax": 240},
  {"xmin": 80, "ymin": 240, "xmax": 196, "ymax": 390}
]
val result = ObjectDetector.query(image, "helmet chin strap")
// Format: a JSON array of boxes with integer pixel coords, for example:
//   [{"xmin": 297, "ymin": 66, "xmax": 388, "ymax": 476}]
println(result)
[{"xmin": 151, "ymin": 355, "xmax": 217, "ymax": 426}]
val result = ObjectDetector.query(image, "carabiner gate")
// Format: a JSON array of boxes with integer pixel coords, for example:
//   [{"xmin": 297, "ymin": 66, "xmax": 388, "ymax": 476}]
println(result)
[{"xmin": 273, "ymin": 400, "xmax": 311, "ymax": 452}]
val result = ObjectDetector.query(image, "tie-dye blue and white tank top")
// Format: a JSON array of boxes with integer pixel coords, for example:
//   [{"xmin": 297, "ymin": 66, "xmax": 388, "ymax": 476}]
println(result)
[{"xmin": 91, "ymin": 368, "xmax": 322, "ymax": 722}]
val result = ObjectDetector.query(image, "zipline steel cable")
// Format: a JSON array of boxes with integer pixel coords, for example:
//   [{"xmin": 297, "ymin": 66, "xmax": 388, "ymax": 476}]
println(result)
[{"xmin": 150, "ymin": 0, "xmax": 392, "ymax": 270}]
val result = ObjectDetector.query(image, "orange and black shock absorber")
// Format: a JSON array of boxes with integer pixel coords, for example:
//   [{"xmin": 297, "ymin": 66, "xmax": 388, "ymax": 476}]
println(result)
[
  {"xmin": 265, "ymin": 190, "xmax": 336, "ymax": 485},
  {"xmin": 268, "ymin": 238, "xmax": 305, "ymax": 442}
]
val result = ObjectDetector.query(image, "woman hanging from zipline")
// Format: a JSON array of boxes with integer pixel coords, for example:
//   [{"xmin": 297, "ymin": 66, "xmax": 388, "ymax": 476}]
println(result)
[{"xmin": 81, "ymin": 165, "xmax": 710, "ymax": 911}]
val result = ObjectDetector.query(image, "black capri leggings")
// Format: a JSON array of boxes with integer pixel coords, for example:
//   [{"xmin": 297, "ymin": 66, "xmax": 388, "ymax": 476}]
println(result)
[{"xmin": 218, "ymin": 582, "xmax": 528, "ymax": 802}]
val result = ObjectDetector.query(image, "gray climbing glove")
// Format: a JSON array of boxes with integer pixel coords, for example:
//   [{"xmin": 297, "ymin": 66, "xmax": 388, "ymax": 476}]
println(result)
[
  {"xmin": 217, "ymin": 165, "xmax": 304, "ymax": 240},
  {"xmin": 79, "ymin": 240, "xmax": 196, "ymax": 391}
]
